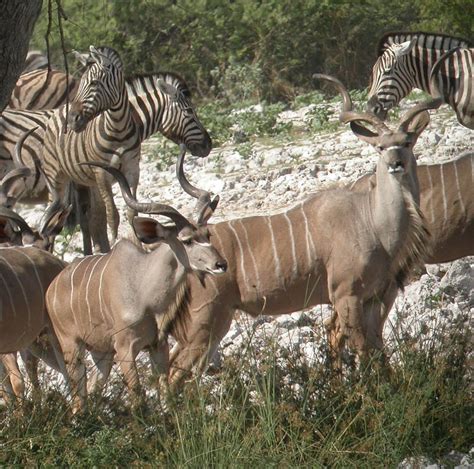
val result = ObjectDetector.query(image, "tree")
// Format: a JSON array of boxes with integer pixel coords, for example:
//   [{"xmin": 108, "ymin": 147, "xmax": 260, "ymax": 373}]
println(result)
[{"xmin": 0, "ymin": 0, "xmax": 43, "ymax": 111}]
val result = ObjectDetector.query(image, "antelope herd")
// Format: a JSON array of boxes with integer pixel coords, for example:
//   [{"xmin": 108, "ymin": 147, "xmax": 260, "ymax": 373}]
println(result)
[{"xmin": 0, "ymin": 31, "xmax": 472, "ymax": 412}]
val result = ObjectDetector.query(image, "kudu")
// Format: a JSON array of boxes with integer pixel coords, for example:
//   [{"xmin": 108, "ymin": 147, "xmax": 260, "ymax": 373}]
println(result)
[
  {"xmin": 45, "ymin": 147, "xmax": 227, "ymax": 413},
  {"xmin": 166, "ymin": 75, "xmax": 442, "ymax": 388},
  {"xmin": 350, "ymin": 151, "xmax": 474, "ymax": 264},
  {"xmin": 0, "ymin": 205, "xmax": 69, "ymax": 403}
]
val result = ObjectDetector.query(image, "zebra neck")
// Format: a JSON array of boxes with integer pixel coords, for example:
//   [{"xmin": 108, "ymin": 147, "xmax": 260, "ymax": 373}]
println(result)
[{"xmin": 103, "ymin": 91, "xmax": 136, "ymax": 137}]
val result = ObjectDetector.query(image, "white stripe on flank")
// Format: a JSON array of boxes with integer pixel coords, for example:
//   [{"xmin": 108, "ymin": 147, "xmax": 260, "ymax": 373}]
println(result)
[
  {"xmin": 69, "ymin": 257, "xmax": 91, "ymax": 321},
  {"xmin": 16, "ymin": 249, "xmax": 45, "ymax": 316},
  {"xmin": 284, "ymin": 213, "xmax": 298, "ymax": 280},
  {"xmin": 266, "ymin": 216, "xmax": 282, "ymax": 284},
  {"xmin": 0, "ymin": 271, "xmax": 16, "ymax": 321},
  {"xmin": 228, "ymin": 220, "xmax": 248, "ymax": 289},
  {"xmin": 99, "ymin": 251, "xmax": 115, "ymax": 321},
  {"xmin": 301, "ymin": 201, "xmax": 316, "ymax": 264},
  {"xmin": 85, "ymin": 256, "xmax": 103, "ymax": 325},
  {"xmin": 452, "ymin": 161, "xmax": 465, "ymax": 215},
  {"xmin": 439, "ymin": 164, "xmax": 448, "ymax": 223},
  {"xmin": 426, "ymin": 167, "xmax": 436, "ymax": 224},
  {"xmin": 238, "ymin": 219, "xmax": 260, "ymax": 293},
  {"xmin": 0, "ymin": 256, "xmax": 32, "ymax": 324}
]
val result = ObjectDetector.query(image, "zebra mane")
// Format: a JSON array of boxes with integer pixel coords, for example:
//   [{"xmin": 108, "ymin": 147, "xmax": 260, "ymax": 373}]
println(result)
[
  {"xmin": 377, "ymin": 31, "xmax": 472, "ymax": 57},
  {"xmin": 126, "ymin": 71, "xmax": 191, "ymax": 97}
]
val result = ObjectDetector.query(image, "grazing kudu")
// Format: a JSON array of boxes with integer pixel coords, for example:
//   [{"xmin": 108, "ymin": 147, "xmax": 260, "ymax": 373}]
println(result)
[
  {"xmin": 350, "ymin": 151, "xmax": 474, "ymax": 264},
  {"xmin": 45, "ymin": 148, "xmax": 227, "ymax": 413},
  {"xmin": 0, "ymin": 206, "xmax": 69, "ymax": 403},
  {"xmin": 166, "ymin": 75, "xmax": 442, "ymax": 388}
]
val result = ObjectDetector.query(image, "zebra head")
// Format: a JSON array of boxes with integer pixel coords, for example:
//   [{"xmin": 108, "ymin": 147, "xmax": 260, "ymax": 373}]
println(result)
[
  {"xmin": 68, "ymin": 46, "xmax": 124, "ymax": 132},
  {"xmin": 367, "ymin": 38, "xmax": 417, "ymax": 119},
  {"xmin": 156, "ymin": 75, "xmax": 212, "ymax": 158}
]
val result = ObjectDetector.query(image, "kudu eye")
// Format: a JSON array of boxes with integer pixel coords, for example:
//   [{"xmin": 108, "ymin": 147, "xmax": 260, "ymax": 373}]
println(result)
[{"xmin": 182, "ymin": 238, "xmax": 193, "ymax": 246}]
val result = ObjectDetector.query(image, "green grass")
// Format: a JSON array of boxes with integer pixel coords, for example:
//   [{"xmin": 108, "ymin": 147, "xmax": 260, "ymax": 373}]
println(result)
[{"xmin": 1, "ymin": 313, "xmax": 471, "ymax": 467}]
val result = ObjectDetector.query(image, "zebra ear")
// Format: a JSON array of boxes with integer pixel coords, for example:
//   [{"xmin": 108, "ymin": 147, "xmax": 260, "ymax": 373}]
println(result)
[
  {"xmin": 395, "ymin": 38, "xmax": 417, "ymax": 57},
  {"xmin": 72, "ymin": 50, "xmax": 89, "ymax": 67},
  {"xmin": 88, "ymin": 45, "xmax": 113, "ymax": 68},
  {"xmin": 157, "ymin": 79, "xmax": 179, "ymax": 101}
]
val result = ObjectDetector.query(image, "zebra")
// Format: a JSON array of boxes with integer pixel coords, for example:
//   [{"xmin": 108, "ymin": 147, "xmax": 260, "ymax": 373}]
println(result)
[
  {"xmin": 1, "ymin": 66, "xmax": 212, "ymax": 243},
  {"xmin": 2, "ymin": 71, "xmax": 211, "ymax": 193},
  {"xmin": 367, "ymin": 31, "xmax": 473, "ymax": 128},
  {"xmin": 39, "ymin": 45, "xmax": 141, "ymax": 253},
  {"xmin": 38, "ymin": 47, "xmax": 212, "ymax": 253}
]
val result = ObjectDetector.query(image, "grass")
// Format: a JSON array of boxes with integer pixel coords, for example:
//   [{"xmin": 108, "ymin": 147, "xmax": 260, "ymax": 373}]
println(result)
[{"xmin": 0, "ymin": 311, "xmax": 471, "ymax": 467}]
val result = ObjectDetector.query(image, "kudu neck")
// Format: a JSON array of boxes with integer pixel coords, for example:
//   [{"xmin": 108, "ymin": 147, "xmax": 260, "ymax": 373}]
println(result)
[{"xmin": 370, "ymin": 155, "xmax": 420, "ymax": 256}]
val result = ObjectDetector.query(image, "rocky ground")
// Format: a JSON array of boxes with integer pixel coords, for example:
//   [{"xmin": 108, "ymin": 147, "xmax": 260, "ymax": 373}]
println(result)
[{"xmin": 18, "ymin": 96, "xmax": 473, "ymax": 467}]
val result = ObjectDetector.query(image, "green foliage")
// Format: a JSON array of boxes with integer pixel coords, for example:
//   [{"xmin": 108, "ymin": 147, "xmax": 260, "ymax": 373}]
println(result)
[{"xmin": 30, "ymin": 1, "xmax": 471, "ymax": 103}]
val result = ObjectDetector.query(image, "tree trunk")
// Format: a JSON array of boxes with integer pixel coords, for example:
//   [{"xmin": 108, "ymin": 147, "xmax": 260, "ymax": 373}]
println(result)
[{"xmin": 0, "ymin": 0, "xmax": 43, "ymax": 112}]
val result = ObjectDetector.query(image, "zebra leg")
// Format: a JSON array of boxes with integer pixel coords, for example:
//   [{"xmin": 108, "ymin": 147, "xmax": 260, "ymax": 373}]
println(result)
[
  {"xmin": 74, "ymin": 184, "xmax": 93, "ymax": 255},
  {"xmin": 89, "ymin": 187, "xmax": 110, "ymax": 253},
  {"xmin": 95, "ymin": 171, "xmax": 120, "ymax": 245},
  {"xmin": 122, "ymin": 153, "xmax": 140, "ymax": 233}
]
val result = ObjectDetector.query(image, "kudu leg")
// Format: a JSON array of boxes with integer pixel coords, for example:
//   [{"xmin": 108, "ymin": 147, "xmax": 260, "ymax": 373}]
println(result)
[
  {"xmin": 0, "ymin": 354, "xmax": 24, "ymax": 403},
  {"xmin": 115, "ymin": 345, "xmax": 144, "ymax": 407},
  {"xmin": 148, "ymin": 340, "xmax": 170, "ymax": 403},
  {"xmin": 334, "ymin": 295, "xmax": 369, "ymax": 363},
  {"xmin": 87, "ymin": 350, "xmax": 114, "ymax": 395},
  {"xmin": 168, "ymin": 310, "xmax": 234, "ymax": 393},
  {"xmin": 62, "ymin": 341, "xmax": 88, "ymax": 414},
  {"xmin": 20, "ymin": 350, "xmax": 40, "ymax": 394}
]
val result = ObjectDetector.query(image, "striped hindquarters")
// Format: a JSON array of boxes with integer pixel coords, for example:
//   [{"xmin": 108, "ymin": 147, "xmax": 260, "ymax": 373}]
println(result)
[{"xmin": 9, "ymin": 69, "xmax": 79, "ymax": 110}]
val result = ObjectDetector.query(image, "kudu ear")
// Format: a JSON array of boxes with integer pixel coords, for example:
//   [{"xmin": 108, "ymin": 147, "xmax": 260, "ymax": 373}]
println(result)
[
  {"xmin": 133, "ymin": 216, "xmax": 172, "ymax": 244},
  {"xmin": 158, "ymin": 79, "xmax": 179, "ymax": 101},
  {"xmin": 41, "ymin": 205, "xmax": 72, "ymax": 237}
]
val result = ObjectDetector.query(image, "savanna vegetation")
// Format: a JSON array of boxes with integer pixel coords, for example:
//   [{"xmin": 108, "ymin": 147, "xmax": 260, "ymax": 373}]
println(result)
[
  {"xmin": 0, "ymin": 1, "xmax": 471, "ymax": 466},
  {"xmin": 0, "ymin": 306, "xmax": 471, "ymax": 466},
  {"xmin": 32, "ymin": 0, "xmax": 472, "ymax": 102}
]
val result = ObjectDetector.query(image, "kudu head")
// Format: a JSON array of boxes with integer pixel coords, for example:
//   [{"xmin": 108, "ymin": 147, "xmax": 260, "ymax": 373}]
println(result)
[
  {"xmin": 0, "ymin": 206, "xmax": 70, "ymax": 252},
  {"xmin": 68, "ymin": 45, "xmax": 124, "ymax": 132},
  {"xmin": 314, "ymin": 73, "xmax": 442, "ymax": 198},
  {"xmin": 0, "ymin": 167, "xmax": 30, "ymax": 209},
  {"xmin": 156, "ymin": 75, "xmax": 212, "ymax": 157},
  {"xmin": 366, "ymin": 37, "xmax": 418, "ymax": 119},
  {"xmin": 80, "ymin": 150, "xmax": 227, "ymax": 276}
]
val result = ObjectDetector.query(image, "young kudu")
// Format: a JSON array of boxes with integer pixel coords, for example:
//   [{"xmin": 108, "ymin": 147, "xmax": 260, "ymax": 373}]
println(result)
[
  {"xmin": 45, "ymin": 147, "xmax": 227, "ymax": 413},
  {"xmin": 166, "ymin": 75, "xmax": 442, "ymax": 388}
]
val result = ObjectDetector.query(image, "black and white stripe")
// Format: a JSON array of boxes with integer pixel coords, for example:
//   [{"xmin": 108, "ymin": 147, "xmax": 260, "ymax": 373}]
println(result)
[
  {"xmin": 8, "ymin": 69, "xmax": 79, "ymax": 110},
  {"xmin": 23, "ymin": 50, "xmax": 49, "ymax": 74},
  {"xmin": 367, "ymin": 32, "xmax": 473, "ymax": 128},
  {"xmin": 1, "ymin": 71, "xmax": 211, "ymax": 203}
]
